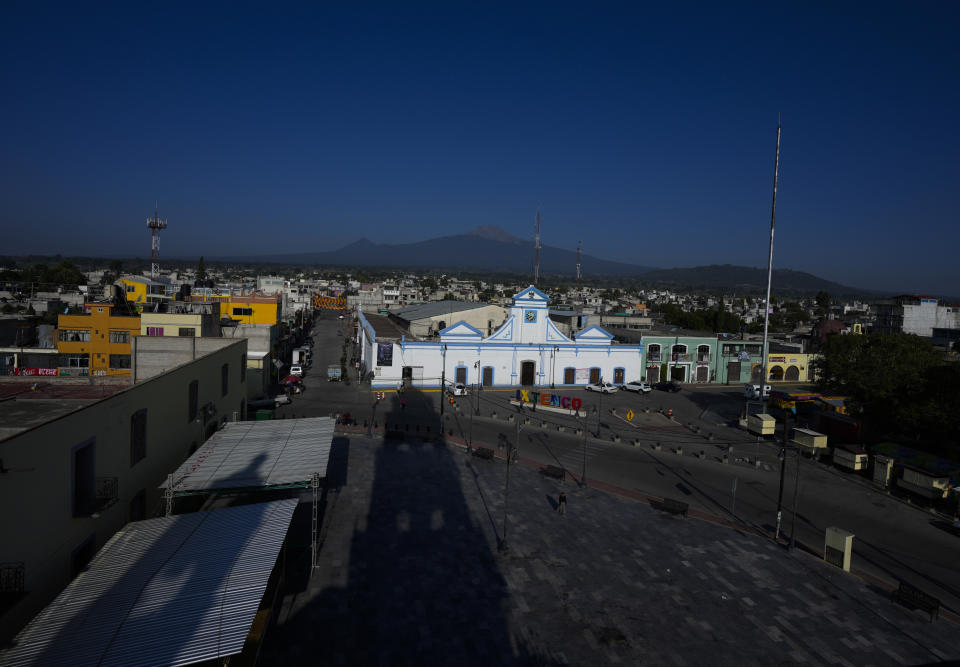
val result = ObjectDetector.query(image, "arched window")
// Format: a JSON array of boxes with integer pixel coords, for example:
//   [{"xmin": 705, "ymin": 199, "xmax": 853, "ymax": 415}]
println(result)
[
  {"xmin": 647, "ymin": 344, "xmax": 661, "ymax": 362},
  {"xmin": 671, "ymin": 344, "xmax": 687, "ymax": 361},
  {"xmin": 697, "ymin": 344, "xmax": 710, "ymax": 362}
]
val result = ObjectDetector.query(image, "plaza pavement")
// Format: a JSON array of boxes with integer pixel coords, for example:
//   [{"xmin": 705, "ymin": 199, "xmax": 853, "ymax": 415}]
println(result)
[{"xmin": 261, "ymin": 428, "xmax": 960, "ymax": 666}]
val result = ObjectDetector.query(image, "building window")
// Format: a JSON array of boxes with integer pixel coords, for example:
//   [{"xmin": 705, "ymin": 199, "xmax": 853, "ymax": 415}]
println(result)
[
  {"xmin": 125, "ymin": 285, "xmax": 136, "ymax": 293},
  {"xmin": 232, "ymin": 307, "xmax": 253, "ymax": 317},
  {"xmin": 589, "ymin": 367, "xmax": 601, "ymax": 384},
  {"xmin": 563, "ymin": 367, "xmax": 575, "ymax": 384},
  {"xmin": 455, "ymin": 366, "xmax": 467, "ymax": 384},
  {"xmin": 61, "ymin": 354, "xmax": 90, "ymax": 368},
  {"xmin": 109, "ymin": 330, "xmax": 130, "ymax": 343},
  {"xmin": 72, "ymin": 439, "xmax": 95, "ymax": 518},
  {"xmin": 59, "ymin": 329, "xmax": 91, "ymax": 342},
  {"xmin": 110, "ymin": 354, "xmax": 131, "ymax": 369},
  {"xmin": 697, "ymin": 345, "xmax": 711, "ymax": 362},
  {"xmin": 129, "ymin": 489, "xmax": 146, "ymax": 522},
  {"xmin": 188, "ymin": 380, "xmax": 198, "ymax": 422},
  {"xmin": 613, "ymin": 367, "xmax": 625, "ymax": 384},
  {"xmin": 178, "ymin": 327, "xmax": 196, "ymax": 337},
  {"xmin": 130, "ymin": 409, "xmax": 147, "ymax": 466},
  {"xmin": 241, "ymin": 354, "xmax": 247, "ymax": 381},
  {"xmin": 672, "ymin": 344, "xmax": 687, "ymax": 361},
  {"xmin": 146, "ymin": 327, "xmax": 164, "ymax": 336},
  {"xmin": 647, "ymin": 344, "xmax": 661, "ymax": 362},
  {"xmin": 221, "ymin": 363, "xmax": 229, "ymax": 397}
]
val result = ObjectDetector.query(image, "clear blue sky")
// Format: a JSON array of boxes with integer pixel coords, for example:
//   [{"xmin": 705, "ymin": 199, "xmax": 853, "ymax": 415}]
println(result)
[{"xmin": 2, "ymin": 2, "xmax": 957, "ymax": 294}]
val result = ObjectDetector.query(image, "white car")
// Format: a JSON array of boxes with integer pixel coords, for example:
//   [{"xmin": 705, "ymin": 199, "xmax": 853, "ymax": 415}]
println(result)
[
  {"xmin": 621, "ymin": 381, "xmax": 653, "ymax": 394},
  {"xmin": 586, "ymin": 382, "xmax": 619, "ymax": 394},
  {"xmin": 744, "ymin": 384, "xmax": 771, "ymax": 399},
  {"xmin": 451, "ymin": 383, "xmax": 468, "ymax": 396},
  {"xmin": 290, "ymin": 365, "xmax": 304, "ymax": 377}
]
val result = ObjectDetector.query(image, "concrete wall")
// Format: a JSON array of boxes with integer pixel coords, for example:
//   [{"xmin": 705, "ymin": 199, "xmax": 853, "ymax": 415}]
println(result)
[
  {"xmin": 0, "ymin": 338, "xmax": 247, "ymax": 642},
  {"xmin": 131, "ymin": 336, "xmax": 247, "ymax": 382}
]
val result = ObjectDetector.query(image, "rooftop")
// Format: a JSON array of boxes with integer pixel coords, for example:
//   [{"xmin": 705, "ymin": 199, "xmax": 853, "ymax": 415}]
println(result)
[
  {"xmin": 0, "ymin": 381, "xmax": 128, "ymax": 440},
  {"xmin": 391, "ymin": 300, "xmax": 492, "ymax": 322}
]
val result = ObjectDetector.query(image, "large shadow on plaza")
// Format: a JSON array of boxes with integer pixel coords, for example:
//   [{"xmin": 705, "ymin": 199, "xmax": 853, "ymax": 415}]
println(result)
[{"xmin": 268, "ymin": 392, "xmax": 542, "ymax": 665}]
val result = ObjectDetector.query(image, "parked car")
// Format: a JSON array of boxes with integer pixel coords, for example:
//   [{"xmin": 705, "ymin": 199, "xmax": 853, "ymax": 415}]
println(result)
[
  {"xmin": 744, "ymin": 384, "xmax": 772, "ymax": 399},
  {"xmin": 654, "ymin": 381, "xmax": 682, "ymax": 392},
  {"xmin": 621, "ymin": 381, "xmax": 653, "ymax": 394},
  {"xmin": 290, "ymin": 365, "xmax": 304, "ymax": 377},
  {"xmin": 451, "ymin": 382, "xmax": 468, "ymax": 396},
  {"xmin": 586, "ymin": 382, "xmax": 619, "ymax": 394}
]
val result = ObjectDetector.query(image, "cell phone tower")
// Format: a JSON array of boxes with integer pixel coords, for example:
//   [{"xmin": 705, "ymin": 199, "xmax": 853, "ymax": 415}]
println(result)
[
  {"xmin": 533, "ymin": 209, "xmax": 542, "ymax": 286},
  {"xmin": 576, "ymin": 240, "xmax": 582, "ymax": 282},
  {"xmin": 146, "ymin": 207, "xmax": 168, "ymax": 280}
]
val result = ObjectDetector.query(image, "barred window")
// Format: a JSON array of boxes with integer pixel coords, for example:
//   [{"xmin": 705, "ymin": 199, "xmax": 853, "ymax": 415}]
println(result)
[{"xmin": 109, "ymin": 330, "xmax": 130, "ymax": 343}]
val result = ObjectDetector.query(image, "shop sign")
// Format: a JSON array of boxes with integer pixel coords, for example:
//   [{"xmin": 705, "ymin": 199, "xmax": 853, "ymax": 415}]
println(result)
[
  {"xmin": 14, "ymin": 368, "xmax": 57, "ymax": 376},
  {"xmin": 770, "ymin": 356, "xmax": 786, "ymax": 363},
  {"xmin": 515, "ymin": 389, "xmax": 582, "ymax": 411}
]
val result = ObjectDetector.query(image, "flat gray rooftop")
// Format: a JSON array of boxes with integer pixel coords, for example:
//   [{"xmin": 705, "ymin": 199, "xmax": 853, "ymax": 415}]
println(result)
[{"xmin": 261, "ymin": 434, "xmax": 960, "ymax": 665}]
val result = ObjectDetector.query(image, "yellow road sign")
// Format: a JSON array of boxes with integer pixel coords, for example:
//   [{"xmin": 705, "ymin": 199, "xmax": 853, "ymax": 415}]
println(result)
[{"xmin": 626, "ymin": 409, "xmax": 634, "ymax": 422}]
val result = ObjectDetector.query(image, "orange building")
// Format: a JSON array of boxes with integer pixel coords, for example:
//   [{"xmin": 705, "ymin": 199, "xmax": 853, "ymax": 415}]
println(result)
[{"xmin": 56, "ymin": 303, "xmax": 141, "ymax": 377}]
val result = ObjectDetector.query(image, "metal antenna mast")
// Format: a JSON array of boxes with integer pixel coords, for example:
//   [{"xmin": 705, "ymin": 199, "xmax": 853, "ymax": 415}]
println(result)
[
  {"xmin": 147, "ymin": 206, "xmax": 168, "ymax": 280},
  {"xmin": 533, "ymin": 209, "xmax": 542, "ymax": 286},
  {"xmin": 576, "ymin": 240, "xmax": 582, "ymax": 282}
]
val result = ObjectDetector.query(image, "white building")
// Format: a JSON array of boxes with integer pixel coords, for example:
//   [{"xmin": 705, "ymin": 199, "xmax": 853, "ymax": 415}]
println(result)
[
  {"xmin": 874, "ymin": 295, "xmax": 960, "ymax": 337},
  {"xmin": 358, "ymin": 286, "xmax": 644, "ymax": 389}
]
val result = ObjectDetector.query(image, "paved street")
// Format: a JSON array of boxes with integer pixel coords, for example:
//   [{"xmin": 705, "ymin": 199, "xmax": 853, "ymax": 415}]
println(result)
[
  {"xmin": 262, "ymin": 427, "xmax": 960, "ymax": 665},
  {"xmin": 277, "ymin": 312, "xmax": 960, "ymax": 624}
]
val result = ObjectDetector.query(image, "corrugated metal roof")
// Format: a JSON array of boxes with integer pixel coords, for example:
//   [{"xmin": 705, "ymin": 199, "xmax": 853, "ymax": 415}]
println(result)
[
  {"xmin": 2, "ymin": 499, "xmax": 297, "ymax": 667},
  {"xmin": 162, "ymin": 417, "xmax": 334, "ymax": 493}
]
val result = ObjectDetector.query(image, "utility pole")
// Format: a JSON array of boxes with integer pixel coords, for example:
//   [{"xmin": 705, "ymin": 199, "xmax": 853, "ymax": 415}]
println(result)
[
  {"xmin": 759, "ymin": 118, "xmax": 781, "ymax": 412},
  {"xmin": 775, "ymin": 413, "xmax": 789, "ymax": 541},
  {"xmin": 789, "ymin": 446, "xmax": 801, "ymax": 550}
]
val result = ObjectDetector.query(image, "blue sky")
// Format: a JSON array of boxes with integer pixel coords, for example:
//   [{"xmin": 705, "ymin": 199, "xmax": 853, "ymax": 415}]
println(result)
[{"xmin": 2, "ymin": 2, "xmax": 957, "ymax": 294}]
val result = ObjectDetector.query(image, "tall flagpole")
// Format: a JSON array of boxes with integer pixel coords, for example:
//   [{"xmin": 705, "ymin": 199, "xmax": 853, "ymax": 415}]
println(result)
[{"xmin": 760, "ymin": 118, "xmax": 781, "ymax": 413}]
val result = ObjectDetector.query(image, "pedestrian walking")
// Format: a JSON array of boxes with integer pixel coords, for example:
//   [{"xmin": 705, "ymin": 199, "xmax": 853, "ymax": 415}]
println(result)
[{"xmin": 558, "ymin": 491, "xmax": 567, "ymax": 516}]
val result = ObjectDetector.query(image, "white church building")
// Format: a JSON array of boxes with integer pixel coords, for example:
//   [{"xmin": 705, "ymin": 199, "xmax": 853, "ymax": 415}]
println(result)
[{"xmin": 358, "ymin": 286, "xmax": 644, "ymax": 389}]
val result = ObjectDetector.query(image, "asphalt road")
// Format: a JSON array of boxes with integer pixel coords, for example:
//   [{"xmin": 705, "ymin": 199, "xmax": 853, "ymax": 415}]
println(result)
[{"xmin": 281, "ymin": 311, "xmax": 960, "ymax": 618}]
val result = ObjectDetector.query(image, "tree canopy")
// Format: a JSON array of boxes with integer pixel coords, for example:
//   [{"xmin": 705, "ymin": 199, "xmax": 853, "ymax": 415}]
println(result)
[{"xmin": 813, "ymin": 333, "xmax": 960, "ymax": 454}]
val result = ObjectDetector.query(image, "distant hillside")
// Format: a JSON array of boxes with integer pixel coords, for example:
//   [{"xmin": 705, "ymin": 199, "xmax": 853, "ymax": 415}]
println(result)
[
  {"xmin": 639, "ymin": 264, "xmax": 874, "ymax": 296},
  {"xmin": 222, "ymin": 226, "xmax": 659, "ymax": 277}
]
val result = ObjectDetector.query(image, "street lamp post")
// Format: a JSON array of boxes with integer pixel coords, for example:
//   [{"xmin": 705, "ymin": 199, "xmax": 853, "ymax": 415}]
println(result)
[
  {"xmin": 501, "ymin": 411, "xmax": 523, "ymax": 553},
  {"xmin": 789, "ymin": 446, "xmax": 801, "ymax": 550},
  {"xmin": 440, "ymin": 344, "xmax": 447, "ymax": 420},
  {"xmin": 596, "ymin": 375, "xmax": 603, "ymax": 437}
]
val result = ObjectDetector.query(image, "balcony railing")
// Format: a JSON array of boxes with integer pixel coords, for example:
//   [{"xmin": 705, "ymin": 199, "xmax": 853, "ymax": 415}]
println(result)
[
  {"xmin": 648, "ymin": 354, "xmax": 661, "ymax": 362},
  {"xmin": 76, "ymin": 477, "xmax": 119, "ymax": 517}
]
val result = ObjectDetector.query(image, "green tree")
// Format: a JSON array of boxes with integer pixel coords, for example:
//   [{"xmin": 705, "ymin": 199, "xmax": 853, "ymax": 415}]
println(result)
[
  {"xmin": 813, "ymin": 333, "xmax": 946, "ymax": 440},
  {"xmin": 815, "ymin": 290, "xmax": 831, "ymax": 310},
  {"xmin": 196, "ymin": 256, "xmax": 207, "ymax": 282}
]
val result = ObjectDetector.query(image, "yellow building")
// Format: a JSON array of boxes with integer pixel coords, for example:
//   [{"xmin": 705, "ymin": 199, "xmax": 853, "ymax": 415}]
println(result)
[
  {"xmin": 189, "ymin": 289, "xmax": 281, "ymax": 326},
  {"xmin": 117, "ymin": 276, "xmax": 173, "ymax": 307},
  {"xmin": 57, "ymin": 303, "xmax": 141, "ymax": 377},
  {"xmin": 753, "ymin": 352, "xmax": 816, "ymax": 383}
]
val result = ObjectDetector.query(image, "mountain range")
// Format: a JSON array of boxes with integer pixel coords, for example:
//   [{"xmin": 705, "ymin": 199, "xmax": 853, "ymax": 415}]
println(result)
[
  {"xmin": 224, "ymin": 226, "xmax": 656, "ymax": 277},
  {"xmin": 218, "ymin": 226, "xmax": 875, "ymax": 296}
]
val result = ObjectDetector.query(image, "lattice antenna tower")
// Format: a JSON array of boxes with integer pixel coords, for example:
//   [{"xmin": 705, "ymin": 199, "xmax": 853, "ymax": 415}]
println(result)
[
  {"xmin": 533, "ymin": 209, "xmax": 542, "ymax": 286},
  {"xmin": 576, "ymin": 241, "xmax": 582, "ymax": 283},
  {"xmin": 146, "ymin": 206, "xmax": 168, "ymax": 280}
]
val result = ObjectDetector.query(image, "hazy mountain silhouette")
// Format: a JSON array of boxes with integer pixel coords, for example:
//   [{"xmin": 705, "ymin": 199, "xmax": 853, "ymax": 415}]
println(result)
[
  {"xmin": 217, "ymin": 229, "xmax": 874, "ymax": 293},
  {"xmin": 226, "ymin": 226, "xmax": 656, "ymax": 276}
]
